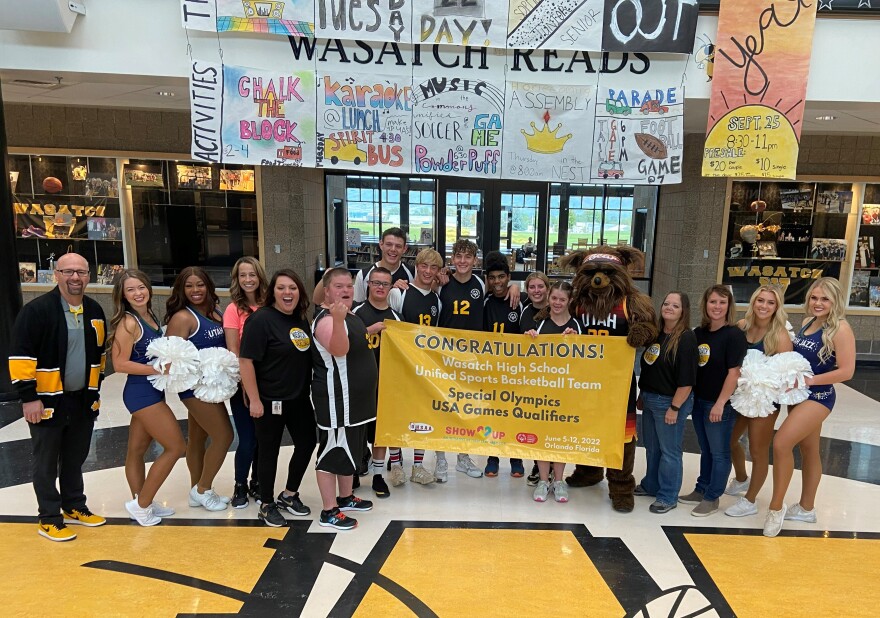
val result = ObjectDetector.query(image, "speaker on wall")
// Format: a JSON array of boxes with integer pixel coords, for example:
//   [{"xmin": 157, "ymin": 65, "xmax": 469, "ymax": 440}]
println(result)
[{"xmin": 0, "ymin": 0, "xmax": 85, "ymax": 34}]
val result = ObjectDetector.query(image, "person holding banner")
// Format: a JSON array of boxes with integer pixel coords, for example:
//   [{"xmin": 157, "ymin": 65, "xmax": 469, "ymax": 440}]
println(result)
[
  {"xmin": 634, "ymin": 292, "xmax": 697, "ymax": 515},
  {"xmin": 525, "ymin": 281, "xmax": 580, "ymax": 503},
  {"xmin": 679, "ymin": 285, "xmax": 746, "ymax": 517},
  {"xmin": 764, "ymin": 278, "xmax": 855, "ymax": 538},
  {"xmin": 311, "ymin": 268, "xmax": 377, "ymax": 530}
]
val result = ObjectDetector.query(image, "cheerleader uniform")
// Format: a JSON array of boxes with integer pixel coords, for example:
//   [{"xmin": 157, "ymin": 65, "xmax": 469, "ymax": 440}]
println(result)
[
  {"xmin": 179, "ymin": 306, "xmax": 226, "ymax": 401},
  {"xmin": 793, "ymin": 318, "xmax": 837, "ymax": 411},
  {"xmin": 122, "ymin": 312, "xmax": 165, "ymax": 413}
]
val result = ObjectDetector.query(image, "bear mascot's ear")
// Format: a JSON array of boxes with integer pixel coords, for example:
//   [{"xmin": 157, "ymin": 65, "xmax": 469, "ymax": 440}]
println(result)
[
  {"xmin": 559, "ymin": 250, "xmax": 588, "ymax": 271},
  {"xmin": 607, "ymin": 246, "xmax": 645, "ymax": 275}
]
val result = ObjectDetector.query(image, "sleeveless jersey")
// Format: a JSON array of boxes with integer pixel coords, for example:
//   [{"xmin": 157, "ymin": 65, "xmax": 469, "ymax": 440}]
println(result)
[
  {"xmin": 439, "ymin": 275, "xmax": 485, "ymax": 331},
  {"xmin": 395, "ymin": 286, "xmax": 441, "ymax": 326},
  {"xmin": 351, "ymin": 301, "xmax": 402, "ymax": 367},
  {"xmin": 484, "ymin": 295, "xmax": 522, "ymax": 334},
  {"xmin": 519, "ymin": 303, "xmax": 542, "ymax": 332},
  {"xmin": 186, "ymin": 306, "xmax": 226, "ymax": 350},
  {"xmin": 536, "ymin": 316, "xmax": 582, "ymax": 334},
  {"xmin": 354, "ymin": 262, "xmax": 413, "ymax": 302},
  {"xmin": 129, "ymin": 312, "xmax": 162, "ymax": 364}
]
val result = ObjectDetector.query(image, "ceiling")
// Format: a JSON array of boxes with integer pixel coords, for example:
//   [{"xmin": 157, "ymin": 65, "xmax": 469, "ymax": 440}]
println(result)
[{"xmin": 3, "ymin": 68, "xmax": 880, "ymax": 136}]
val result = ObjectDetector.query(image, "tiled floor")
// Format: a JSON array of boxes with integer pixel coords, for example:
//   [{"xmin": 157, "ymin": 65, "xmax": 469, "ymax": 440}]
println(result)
[{"xmin": 1, "ymin": 371, "xmax": 879, "ymax": 617}]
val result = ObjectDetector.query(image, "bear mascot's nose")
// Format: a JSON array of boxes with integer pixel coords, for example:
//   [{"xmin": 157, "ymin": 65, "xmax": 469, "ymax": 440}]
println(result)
[{"xmin": 591, "ymin": 273, "xmax": 610, "ymax": 288}]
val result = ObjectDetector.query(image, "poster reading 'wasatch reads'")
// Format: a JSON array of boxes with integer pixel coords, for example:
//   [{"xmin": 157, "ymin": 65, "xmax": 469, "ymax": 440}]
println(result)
[
  {"xmin": 316, "ymin": 71, "xmax": 413, "ymax": 173},
  {"xmin": 180, "ymin": 0, "xmax": 315, "ymax": 37},
  {"xmin": 591, "ymin": 56, "xmax": 686, "ymax": 185},
  {"xmin": 702, "ymin": 0, "xmax": 818, "ymax": 179},
  {"xmin": 502, "ymin": 81, "xmax": 595, "ymax": 183},
  {"xmin": 413, "ymin": 0, "xmax": 508, "ymax": 47},
  {"xmin": 315, "ymin": 0, "xmax": 413, "ymax": 43}
]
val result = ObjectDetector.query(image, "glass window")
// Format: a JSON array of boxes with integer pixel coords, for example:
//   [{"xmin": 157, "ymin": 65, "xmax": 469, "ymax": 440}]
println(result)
[{"xmin": 850, "ymin": 183, "xmax": 880, "ymax": 308}]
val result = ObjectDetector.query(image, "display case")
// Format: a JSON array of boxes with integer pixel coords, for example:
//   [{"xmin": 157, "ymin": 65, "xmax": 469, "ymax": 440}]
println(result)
[{"xmin": 850, "ymin": 183, "xmax": 880, "ymax": 308}]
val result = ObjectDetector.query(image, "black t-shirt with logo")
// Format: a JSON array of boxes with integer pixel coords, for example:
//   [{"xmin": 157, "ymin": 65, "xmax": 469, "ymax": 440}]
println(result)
[
  {"xmin": 240, "ymin": 306, "xmax": 313, "ymax": 401},
  {"xmin": 439, "ymin": 275, "xmax": 485, "ymax": 331},
  {"xmin": 519, "ymin": 302, "xmax": 544, "ymax": 332},
  {"xmin": 693, "ymin": 325, "xmax": 748, "ymax": 403},
  {"xmin": 639, "ymin": 329, "xmax": 699, "ymax": 397},
  {"xmin": 351, "ymin": 301, "xmax": 402, "ymax": 368},
  {"xmin": 484, "ymin": 295, "xmax": 522, "ymax": 334}
]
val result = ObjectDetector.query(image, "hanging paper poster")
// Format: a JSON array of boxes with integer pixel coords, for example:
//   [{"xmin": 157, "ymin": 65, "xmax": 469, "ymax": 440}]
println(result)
[
  {"xmin": 502, "ymin": 81, "xmax": 595, "ymax": 183},
  {"xmin": 702, "ymin": 0, "xmax": 818, "ymax": 179},
  {"xmin": 180, "ymin": 0, "xmax": 314, "ymax": 37},
  {"xmin": 413, "ymin": 0, "xmax": 508, "ymax": 47},
  {"xmin": 315, "ymin": 0, "xmax": 413, "ymax": 43},
  {"xmin": 591, "ymin": 55, "xmax": 685, "ymax": 185},
  {"xmin": 600, "ymin": 0, "xmax": 699, "ymax": 53},
  {"xmin": 316, "ymin": 71, "xmax": 413, "ymax": 172},
  {"xmin": 189, "ymin": 61, "xmax": 316, "ymax": 166},
  {"xmin": 506, "ymin": 0, "xmax": 604, "ymax": 50}
]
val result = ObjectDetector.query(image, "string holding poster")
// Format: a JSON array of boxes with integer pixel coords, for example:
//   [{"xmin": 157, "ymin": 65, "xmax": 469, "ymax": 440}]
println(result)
[
  {"xmin": 600, "ymin": 0, "xmax": 700, "ymax": 53},
  {"xmin": 591, "ymin": 55, "xmax": 686, "ymax": 185},
  {"xmin": 502, "ymin": 81, "xmax": 595, "ymax": 183},
  {"xmin": 316, "ymin": 71, "xmax": 413, "ymax": 172},
  {"xmin": 180, "ymin": 0, "xmax": 315, "ymax": 37},
  {"xmin": 413, "ymin": 0, "xmax": 508, "ymax": 47},
  {"xmin": 506, "ymin": 0, "xmax": 604, "ymax": 51},
  {"xmin": 189, "ymin": 61, "xmax": 316, "ymax": 166},
  {"xmin": 315, "ymin": 0, "xmax": 413, "ymax": 42},
  {"xmin": 702, "ymin": 0, "xmax": 818, "ymax": 179}
]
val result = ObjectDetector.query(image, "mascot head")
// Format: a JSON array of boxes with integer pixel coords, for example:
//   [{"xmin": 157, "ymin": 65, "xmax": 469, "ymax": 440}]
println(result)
[{"xmin": 560, "ymin": 245, "xmax": 646, "ymax": 321}]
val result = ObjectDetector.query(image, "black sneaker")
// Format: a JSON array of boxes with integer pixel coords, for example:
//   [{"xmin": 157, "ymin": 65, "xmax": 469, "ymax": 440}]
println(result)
[
  {"xmin": 258, "ymin": 502, "xmax": 286, "ymax": 527},
  {"xmin": 357, "ymin": 453, "xmax": 370, "ymax": 476},
  {"xmin": 336, "ymin": 494, "xmax": 374, "ymax": 512},
  {"xmin": 526, "ymin": 463, "xmax": 540, "ymax": 487},
  {"xmin": 248, "ymin": 480, "xmax": 260, "ymax": 500},
  {"xmin": 372, "ymin": 475, "xmax": 391, "ymax": 499},
  {"xmin": 277, "ymin": 491, "xmax": 310, "ymax": 516},
  {"xmin": 319, "ymin": 507, "xmax": 357, "ymax": 530},
  {"xmin": 231, "ymin": 483, "xmax": 249, "ymax": 509}
]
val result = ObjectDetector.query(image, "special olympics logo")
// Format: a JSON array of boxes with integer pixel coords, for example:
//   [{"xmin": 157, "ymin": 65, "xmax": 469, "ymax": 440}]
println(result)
[
  {"xmin": 508, "ymin": 312, "xmax": 518, "ymax": 322},
  {"xmin": 430, "ymin": 306, "xmax": 438, "ymax": 316},
  {"xmin": 470, "ymin": 288, "xmax": 481, "ymax": 299}
]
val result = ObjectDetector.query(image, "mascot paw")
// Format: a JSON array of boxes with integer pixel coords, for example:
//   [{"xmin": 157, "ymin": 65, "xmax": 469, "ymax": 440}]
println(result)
[
  {"xmin": 627, "ymin": 321, "xmax": 659, "ymax": 349},
  {"xmin": 611, "ymin": 495, "xmax": 635, "ymax": 513},
  {"xmin": 565, "ymin": 466, "xmax": 604, "ymax": 488}
]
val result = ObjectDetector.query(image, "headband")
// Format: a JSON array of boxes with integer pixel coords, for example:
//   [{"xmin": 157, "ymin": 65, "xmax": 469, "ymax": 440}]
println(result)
[{"xmin": 585, "ymin": 253, "xmax": 622, "ymax": 264}]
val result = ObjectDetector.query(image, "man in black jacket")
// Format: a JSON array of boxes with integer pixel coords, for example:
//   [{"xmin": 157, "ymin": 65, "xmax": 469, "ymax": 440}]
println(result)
[{"xmin": 8, "ymin": 253, "xmax": 107, "ymax": 541}]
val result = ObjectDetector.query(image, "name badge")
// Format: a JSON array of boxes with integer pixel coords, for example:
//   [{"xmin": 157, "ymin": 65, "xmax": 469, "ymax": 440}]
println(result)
[{"xmin": 272, "ymin": 401, "xmax": 282, "ymax": 415}]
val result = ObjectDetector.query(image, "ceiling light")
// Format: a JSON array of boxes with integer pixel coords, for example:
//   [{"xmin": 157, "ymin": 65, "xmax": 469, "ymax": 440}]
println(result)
[
  {"xmin": 815, "ymin": 115, "xmax": 837, "ymax": 121},
  {"xmin": 157, "ymin": 91, "xmax": 176, "ymax": 97}
]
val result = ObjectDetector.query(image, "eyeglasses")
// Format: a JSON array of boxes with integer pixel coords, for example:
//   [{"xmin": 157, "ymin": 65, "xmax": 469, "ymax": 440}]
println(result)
[
  {"xmin": 368, "ymin": 281, "xmax": 391, "ymax": 288},
  {"xmin": 56, "ymin": 269, "xmax": 90, "ymax": 278}
]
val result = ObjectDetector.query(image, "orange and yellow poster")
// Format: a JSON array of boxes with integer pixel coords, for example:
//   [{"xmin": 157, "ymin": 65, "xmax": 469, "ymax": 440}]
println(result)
[{"xmin": 702, "ymin": 0, "xmax": 818, "ymax": 179}]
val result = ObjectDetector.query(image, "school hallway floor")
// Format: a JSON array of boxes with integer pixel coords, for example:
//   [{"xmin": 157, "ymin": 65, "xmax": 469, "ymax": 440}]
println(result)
[{"xmin": 1, "ymin": 369, "xmax": 879, "ymax": 617}]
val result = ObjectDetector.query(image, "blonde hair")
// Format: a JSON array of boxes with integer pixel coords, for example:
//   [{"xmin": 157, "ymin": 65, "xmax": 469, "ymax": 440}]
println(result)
[
  {"xmin": 229, "ymin": 256, "xmax": 269, "ymax": 315},
  {"xmin": 804, "ymin": 277, "xmax": 847, "ymax": 364},
  {"xmin": 742, "ymin": 285, "xmax": 788, "ymax": 356},
  {"xmin": 700, "ymin": 284, "xmax": 737, "ymax": 329},
  {"xmin": 416, "ymin": 248, "xmax": 444, "ymax": 268},
  {"xmin": 525, "ymin": 271, "xmax": 550, "ymax": 291}
]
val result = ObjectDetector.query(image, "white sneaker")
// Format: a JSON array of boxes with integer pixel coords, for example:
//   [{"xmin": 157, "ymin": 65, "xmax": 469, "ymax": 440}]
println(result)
[
  {"xmin": 434, "ymin": 457, "xmax": 448, "ymax": 483},
  {"xmin": 132, "ymin": 495, "xmax": 175, "ymax": 518},
  {"xmin": 189, "ymin": 485, "xmax": 228, "ymax": 511},
  {"xmin": 389, "ymin": 464, "xmax": 407, "ymax": 487},
  {"xmin": 533, "ymin": 480, "xmax": 551, "ymax": 502},
  {"xmin": 552, "ymin": 480, "xmax": 569, "ymax": 503},
  {"xmin": 724, "ymin": 476, "xmax": 750, "ymax": 496},
  {"xmin": 125, "ymin": 499, "xmax": 161, "ymax": 527},
  {"xmin": 455, "ymin": 454, "xmax": 483, "ymax": 478},
  {"xmin": 763, "ymin": 505, "xmax": 787, "ymax": 538},
  {"xmin": 784, "ymin": 503, "xmax": 817, "ymax": 523},
  {"xmin": 724, "ymin": 496, "xmax": 758, "ymax": 517},
  {"xmin": 189, "ymin": 488, "xmax": 230, "ymax": 506},
  {"xmin": 410, "ymin": 464, "xmax": 435, "ymax": 485}
]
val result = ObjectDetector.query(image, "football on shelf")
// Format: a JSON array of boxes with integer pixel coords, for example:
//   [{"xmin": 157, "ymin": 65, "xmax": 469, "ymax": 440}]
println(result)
[{"xmin": 42, "ymin": 176, "xmax": 63, "ymax": 194}]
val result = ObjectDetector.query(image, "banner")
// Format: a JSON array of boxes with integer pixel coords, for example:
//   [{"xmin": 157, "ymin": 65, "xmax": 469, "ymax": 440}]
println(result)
[
  {"xmin": 601, "ymin": 0, "xmax": 700, "ymax": 53},
  {"xmin": 702, "ymin": 0, "xmax": 818, "ymax": 179},
  {"xmin": 181, "ymin": 0, "xmax": 315, "ymax": 37},
  {"xmin": 506, "ymin": 0, "xmax": 604, "ymax": 51},
  {"xmin": 413, "ymin": 0, "xmax": 508, "ymax": 47},
  {"xmin": 315, "ymin": 0, "xmax": 413, "ymax": 43},
  {"xmin": 189, "ymin": 61, "xmax": 316, "ymax": 166},
  {"xmin": 375, "ymin": 322, "xmax": 636, "ymax": 468},
  {"xmin": 722, "ymin": 259, "xmax": 842, "ymax": 305}
]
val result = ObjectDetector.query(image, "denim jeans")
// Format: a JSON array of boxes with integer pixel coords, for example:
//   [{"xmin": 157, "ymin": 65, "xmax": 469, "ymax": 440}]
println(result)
[
  {"xmin": 690, "ymin": 397, "xmax": 736, "ymax": 501},
  {"xmin": 639, "ymin": 390, "xmax": 693, "ymax": 505},
  {"xmin": 229, "ymin": 387, "xmax": 258, "ymax": 485}
]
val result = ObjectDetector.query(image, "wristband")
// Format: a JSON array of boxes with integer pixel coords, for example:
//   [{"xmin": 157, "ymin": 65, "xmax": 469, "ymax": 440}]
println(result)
[{"xmin": 669, "ymin": 404, "xmax": 680, "ymax": 412}]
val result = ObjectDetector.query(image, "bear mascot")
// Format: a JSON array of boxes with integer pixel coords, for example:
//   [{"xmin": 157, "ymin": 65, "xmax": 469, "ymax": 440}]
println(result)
[{"xmin": 560, "ymin": 245, "xmax": 658, "ymax": 512}]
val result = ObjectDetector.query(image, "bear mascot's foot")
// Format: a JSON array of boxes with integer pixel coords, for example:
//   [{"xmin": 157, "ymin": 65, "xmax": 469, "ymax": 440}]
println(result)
[{"xmin": 565, "ymin": 465, "xmax": 604, "ymax": 488}]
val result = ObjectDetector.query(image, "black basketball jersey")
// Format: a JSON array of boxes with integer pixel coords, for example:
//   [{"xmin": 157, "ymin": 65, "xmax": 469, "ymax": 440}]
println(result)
[
  {"xmin": 484, "ymin": 295, "xmax": 522, "ymax": 334},
  {"xmin": 578, "ymin": 299, "xmax": 630, "ymax": 337},
  {"xmin": 351, "ymin": 301, "xmax": 401, "ymax": 367},
  {"xmin": 354, "ymin": 262, "xmax": 413, "ymax": 302},
  {"xmin": 439, "ymin": 275, "xmax": 485, "ymax": 331},
  {"xmin": 536, "ymin": 316, "xmax": 582, "ymax": 334},
  {"xmin": 392, "ymin": 286, "xmax": 441, "ymax": 326},
  {"xmin": 519, "ymin": 303, "xmax": 542, "ymax": 332}
]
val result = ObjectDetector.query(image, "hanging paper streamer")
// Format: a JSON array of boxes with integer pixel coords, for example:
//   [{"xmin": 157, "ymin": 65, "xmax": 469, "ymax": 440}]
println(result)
[
  {"xmin": 506, "ymin": 0, "xmax": 604, "ymax": 50},
  {"xmin": 315, "ymin": 0, "xmax": 414, "ymax": 43},
  {"xmin": 181, "ymin": 0, "xmax": 315, "ymax": 37},
  {"xmin": 412, "ymin": 0, "xmax": 508, "ymax": 47}
]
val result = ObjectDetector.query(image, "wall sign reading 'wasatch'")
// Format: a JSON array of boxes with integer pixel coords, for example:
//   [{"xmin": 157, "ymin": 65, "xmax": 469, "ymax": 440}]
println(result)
[{"xmin": 702, "ymin": 0, "xmax": 818, "ymax": 179}]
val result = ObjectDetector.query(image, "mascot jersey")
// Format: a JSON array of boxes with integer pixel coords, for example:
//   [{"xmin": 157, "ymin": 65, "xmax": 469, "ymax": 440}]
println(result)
[{"xmin": 578, "ymin": 299, "xmax": 638, "ymax": 442}]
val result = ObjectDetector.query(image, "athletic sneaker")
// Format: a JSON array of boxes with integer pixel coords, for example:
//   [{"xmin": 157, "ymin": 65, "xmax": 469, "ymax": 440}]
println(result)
[
  {"xmin": 552, "ymin": 480, "xmax": 569, "ymax": 503},
  {"xmin": 484, "ymin": 456, "xmax": 500, "ymax": 477},
  {"xmin": 320, "ymin": 508, "xmax": 357, "ymax": 530},
  {"xmin": 434, "ymin": 457, "xmax": 448, "ymax": 483},
  {"xmin": 357, "ymin": 453, "xmax": 371, "ymax": 477},
  {"xmin": 724, "ymin": 476, "xmax": 750, "ymax": 496},
  {"xmin": 231, "ymin": 483, "xmax": 249, "ymax": 509},
  {"xmin": 372, "ymin": 475, "xmax": 391, "ymax": 498},
  {"xmin": 763, "ymin": 505, "xmax": 788, "ymax": 537},
  {"xmin": 189, "ymin": 485, "xmax": 228, "ymax": 511},
  {"xmin": 533, "ymin": 480, "xmax": 551, "ymax": 502},
  {"xmin": 725, "ymin": 496, "xmax": 758, "ymax": 517},
  {"xmin": 38, "ymin": 522, "xmax": 76, "ymax": 542},
  {"xmin": 150, "ymin": 502, "xmax": 175, "ymax": 518},
  {"xmin": 690, "ymin": 498, "xmax": 719, "ymax": 517},
  {"xmin": 633, "ymin": 484, "xmax": 650, "ymax": 496},
  {"xmin": 649, "ymin": 501, "xmax": 677, "ymax": 514},
  {"xmin": 410, "ymin": 464, "xmax": 435, "ymax": 485},
  {"xmin": 526, "ymin": 463, "xmax": 540, "ymax": 487},
  {"xmin": 62, "ymin": 507, "xmax": 106, "ymax": 527},
  {"xmin": 784, "ymin": 503, "xmax": 817, "ymax": 523},
  {"xmin": 352, "ymin": 475, "xmax": 361, "ymax": 490},
  {"xmin": 125, "ymin": 499, "xmax": 161, "ymax": 527},
  {"xmin": 277, "ymin": 492, "xmax": 310, "ymax": 516},
  {"xmin": 248, "ymin": 480, "xmax": 260, "ymax": 500},
  {"xmin": 258, "ymin": 502, "xmax": 286, "ymax": 528},
  {"xmin": 456, "ymin": 454, "xmax": 483, "ymax": 478},
  {"xmin": 389, "ymin": 464, "xmax": 407, "ymax": 487},
  {"xmin": 510, "ymin": 459, "xmax": 525, "ymax": 478},
  {"xmin": 678, "ymin": 490, "xmax": 704, "ymax": 505},
  {"xmin": 337, "ymin": 494, "xmax": 374, "ymax": 512}
]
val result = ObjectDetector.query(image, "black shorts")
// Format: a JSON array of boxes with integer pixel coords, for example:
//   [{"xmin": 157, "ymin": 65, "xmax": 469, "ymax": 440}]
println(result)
[{"xmin": 316, "ymin": 424, "xmax": 367, "ymax": 476}]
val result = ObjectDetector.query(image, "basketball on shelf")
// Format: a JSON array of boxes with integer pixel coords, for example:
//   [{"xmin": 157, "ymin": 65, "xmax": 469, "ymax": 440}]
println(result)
[
  {"xmin": 750, "ymin": 200, "xmax": 767, "ymax": 212},
  {"xmin": 42, "ymin": 177, "xmax": 63, "ymax": 194}
]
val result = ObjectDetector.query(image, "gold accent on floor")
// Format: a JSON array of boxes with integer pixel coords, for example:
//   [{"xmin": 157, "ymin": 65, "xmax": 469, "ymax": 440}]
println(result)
[{"xmin": 353, "ymin": 584, "xmax": 417, "ymax": 617}]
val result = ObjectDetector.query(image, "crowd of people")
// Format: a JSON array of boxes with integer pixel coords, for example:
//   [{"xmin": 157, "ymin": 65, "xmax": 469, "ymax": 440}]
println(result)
[{"xmin": 8, "ymin": 227, "xmax": 855, "ymax": 540}]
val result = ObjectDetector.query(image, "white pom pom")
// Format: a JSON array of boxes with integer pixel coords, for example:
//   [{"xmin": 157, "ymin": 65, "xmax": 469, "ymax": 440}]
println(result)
[
  {"xmin": 768, "ymin": 351, "xmax": 813, "ymax": 406},
  {"xmin": 193, "ymin": 347, "xmax": 240, "ymax": 403},
  {"xmin": 146, "ymin": 336, "xmax": 201, "ymax": 393},
  {"xmin": 731, "ymin": 349, "xmax": 777, "ymax": 418},
  {"xmin": 785, "ymin": 320, "xmax": 796, "ymax": 342}
]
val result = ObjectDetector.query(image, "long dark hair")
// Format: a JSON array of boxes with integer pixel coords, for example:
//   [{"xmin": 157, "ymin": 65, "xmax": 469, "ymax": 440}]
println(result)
[
  {"xmin": 165, "ymin": 266, "xmax": 220, "ymax": 324},
  {"xmin": 535, "ymin": 281, "xmax": 574, "ymax": 322},
  {"xmin": 229, "ymin": 256, "xmax": 269, "ymax": 315},
  {"xmin": 659, "ymin": 291, "xmax": 691, "ymax": 361},
  {"xmin": 266, "ymin": 268, "xmax": 310, "ymax": 319},
  {"xmin": 107, "ymin": 269, "xmax": 159, "ymax": 350}
]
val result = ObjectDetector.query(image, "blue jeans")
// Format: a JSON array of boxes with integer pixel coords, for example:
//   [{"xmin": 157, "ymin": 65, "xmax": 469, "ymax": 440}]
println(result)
[
  {"xmin": 639, "ymin": 391, "xmax": 693, "ymax": 505},
  {"xmin": 690, "ymin": 398, "xmax": 736, "ymax": 501},
  {"xmin": 229, "ymin": 387, "xmax": 258, "ymax": 485}
]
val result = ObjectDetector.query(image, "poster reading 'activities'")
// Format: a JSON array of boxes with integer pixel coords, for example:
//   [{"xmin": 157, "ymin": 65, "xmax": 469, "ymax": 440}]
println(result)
[{"xmin": 702, "ymin": 0, "xmax": 818, "ymax": 179}]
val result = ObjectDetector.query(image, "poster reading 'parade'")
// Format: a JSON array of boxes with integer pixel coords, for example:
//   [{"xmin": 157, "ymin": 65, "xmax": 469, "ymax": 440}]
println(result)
[
  {"xmin": 180, "ymin": 0, "xmax": 315, "ymax": 37},
  {"xmin": 189, "ymin": 61, "xmax": 316, "ymax": 166},
  {"xmin": 506, "ymin": 0, "xmax": 604, "ymax": 50},
  {"xmin": 315, "ymin": 0, "xmax": 414, "ymax": 43},
  {"xmin": 702, "ymin": 0, "xmax": 818, "ymax": 179},
  {"xmin": 502, "ymin": 81, "xmax": 596, "ymax": 183},
  {"xmin": 591, "ymin": 56, "xmax": 686, "ymax": 185},
  {"xmin": 412, "ymin": 0, "xmax": 508, "ymax": 47}
]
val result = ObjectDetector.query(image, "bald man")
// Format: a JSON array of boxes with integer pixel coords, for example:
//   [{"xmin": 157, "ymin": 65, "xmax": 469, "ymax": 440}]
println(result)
[{"xmin": 8, "ymin": 253, "xmax": 108, "ymax": 541}]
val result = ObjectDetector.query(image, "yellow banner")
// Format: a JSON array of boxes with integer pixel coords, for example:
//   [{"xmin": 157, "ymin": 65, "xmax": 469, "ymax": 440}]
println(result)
[{"xmin": 376, "ymin": 321, "xmax": 635, "ymax": 468}]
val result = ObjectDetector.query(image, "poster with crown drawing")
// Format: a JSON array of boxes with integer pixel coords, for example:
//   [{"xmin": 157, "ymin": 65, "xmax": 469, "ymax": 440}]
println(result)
[
  {"xmin": 590, "ymin": 54, "xmax": 686, "ymax": 185},
  {"xmin": 180, "ymin": 0, "xmax": 314, "ymax": 37},
  {"xmin": 502, "ymin": 81, "xmax": 595, "ymax": 182}
]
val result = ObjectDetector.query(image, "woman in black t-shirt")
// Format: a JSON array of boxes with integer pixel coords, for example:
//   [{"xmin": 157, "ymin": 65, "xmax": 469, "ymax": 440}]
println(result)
[
  {"xmin": 239, "ymin": 269, "xmax": 317, "ymax": 528},
  {"xmin": 635, "ymin": 292, "xmax": 698, "ymax": 514},
  {"xmin": 679, "ymin": 285, "xmax": 747, "ymax": 517}
]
